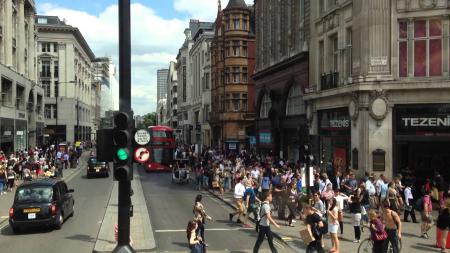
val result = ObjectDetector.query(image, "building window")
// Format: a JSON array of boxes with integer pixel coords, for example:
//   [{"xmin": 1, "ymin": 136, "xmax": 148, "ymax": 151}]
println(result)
[
  {"xmin": 243, "ymin": 18, "xmax": 248, "ymax": 30},
  {"xmin": 242, "ymin": 67, "xmax": 248, "ymax": 83},
  {"xmin": 41, "ymin": 60, "xmax": 51, "ymax": 77},
  {"xmin": 42, "ymin": 81, "xmax": 50, "ymax": 97},
  {"xmin": 345, "ymin": 28, "xmax": 352, "ymax": 81},
  {"xmin": 41, "ymin": 43, "xmax": 51, "ymax": 52},
  {"xmin": 205, "ymin": 73, "xmax": 210, "ymax": 89},
  {"xmin": 233, "ymin": 16, "xmax": 240, "ymax": 30},
  {"xmin": 242, "ymin": 94, "xmax": 248, "ymax": 111},
  {"xmin": 233, "ymin": 41, "xmax": 240, "ymax": 56},
  {"xmin": 242, "ymin": 41, "xmax": 248, "ymax": 56},
  {"xmin": 399, "ymin": 19, "xmax": 442, "ymax": 77},
  {"xmin": 52, "ymin": 104, "xmax": 57, "ymax": 119},
  {"xmin": 286, "ymin": 84, "xmax": 305, "ymax": 115},
  {"xmin": 232, "ymin": 93, "xmax": 240, "ymax": 111},
  {"xmin": 54, "ymin": 43, "xmax": 58, "ymax": 52},
  {"xmin": 54, "ymin": 61, "xmax": 59, "ymax": 78},
  {"xmin": 319, "ymin": 40, "xmax": 324, "ymax": 77},
  {"xmin": 232, "ymin": 67, "xmax": 240, "ymax": 83},
  {"xmin": 259, "ymin": 93, "xmax": 272, "ymax": 119},
  {"xmin": 330, "ymin": 34, "xmax": 339, "ymax": 72},
  {"xmin": 45, "ymin": 105, "xmax": 52, "ymax": 119},
  {"xmin": 182, "ymin": 65, "xmax": 187, "ymax": 102}
]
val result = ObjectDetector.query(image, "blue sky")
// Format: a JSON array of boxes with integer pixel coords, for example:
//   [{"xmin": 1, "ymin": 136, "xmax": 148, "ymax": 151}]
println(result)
[{"xmin": 37, "ymin": 0, "xmax": 253, "ymax": 115}]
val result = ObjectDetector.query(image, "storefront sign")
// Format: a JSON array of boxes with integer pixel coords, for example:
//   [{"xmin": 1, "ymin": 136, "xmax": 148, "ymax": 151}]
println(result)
[
  {"xmin": 259, "ymin": 132, "xmax": 271, "ymax": 144},
  {"xmin": 319, "ymin": 108, "xmax": 351, "ymax": 133},
  {"xmin": 3, "ymin": 131, "xmax": 11, "ymax": 136},
  {"xmin": 16, "ymin": 131, "xmax": 24, "ymax": 136},
  {"xmin": 228, "ymin": 143, "xmax": 237, "ymax": 150},
  {"xmin": 396, "ymin": 105, "xmax": 450, "ymax": 134}
]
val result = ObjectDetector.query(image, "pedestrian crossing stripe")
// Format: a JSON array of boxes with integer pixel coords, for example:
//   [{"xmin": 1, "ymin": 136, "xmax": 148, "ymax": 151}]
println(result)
[
  {"xmin": 273, "ymin": 239, "xmax": 285, "ymax": 249},
  {"xmin": 281, "ymin": 236, "xmax": 293, "ymax": 241}
]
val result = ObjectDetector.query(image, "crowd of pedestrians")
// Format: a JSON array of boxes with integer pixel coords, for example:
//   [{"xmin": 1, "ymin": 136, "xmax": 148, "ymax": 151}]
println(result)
[
  {"xmin": 0, "ymin": 141, "xmax": 91, "ymax": 196},
  {"xmin": 181, "ymin": 146, "xmax": 450, "ymax": 253}
]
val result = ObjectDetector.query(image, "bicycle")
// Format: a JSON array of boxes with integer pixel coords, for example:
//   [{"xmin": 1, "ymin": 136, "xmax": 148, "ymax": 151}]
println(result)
[{"xmin": 357, "ymin": 236, "xmax": 402, "ymax": 253}]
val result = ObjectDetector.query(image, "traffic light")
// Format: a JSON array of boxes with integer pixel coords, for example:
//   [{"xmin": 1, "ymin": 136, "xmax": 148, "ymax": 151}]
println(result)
[{"xmin": 113, "ymin": 111, "xmax": 133, "ymax": 181}]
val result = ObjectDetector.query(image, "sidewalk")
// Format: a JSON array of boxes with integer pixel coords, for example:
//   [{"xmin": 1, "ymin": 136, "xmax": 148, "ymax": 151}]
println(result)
[
  {"xmin": 208, "ymin": 189, "xmax": 442, "ymax": 253},
  {"xmin": 0, "ymin": 150, "xmax": 91, "ymax": 227},
  {"xmin": 93, "ymin": 164, "xmax": 156, "ymax": 253}
]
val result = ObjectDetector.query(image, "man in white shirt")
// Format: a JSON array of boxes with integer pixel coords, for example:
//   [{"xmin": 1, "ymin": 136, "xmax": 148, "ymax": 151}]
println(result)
[
  {"xmin": 403, "ymin": 183, "xmax": 417, "ymax": 223},
  {"xmin": 229, "ymin": 177, "xmax": 246, "ymax": 223},
  {"xmin": 251, "ymin": 166, "xmax": 260, "ymax": 180},
  {"xmin": 366, "ymin": 176, "xmax": 376, "ymax": 196}
]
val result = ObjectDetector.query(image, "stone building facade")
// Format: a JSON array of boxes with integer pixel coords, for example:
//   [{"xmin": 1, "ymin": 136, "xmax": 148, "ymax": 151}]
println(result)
[
  {"xmin": 306, "ymin": 0, "xmax": 450, "ymax": 180},
  {"xmin": 253, "ymin": 0, "xmax": 310, "ymax": 162},
  {"xmin": 210, "ymin": 0, "xmax": 256, "ymax": 153},
  {"xmin": 36, "ymin": 16, "xmax": 96, "ymax": 144},
  {"xmin": 0, "ymin": 0, "xmax": 44, "ymax": 153},
  {"xmin": 165, "ymin": 61, "xmax": 178, "ymax": 129},
  {"xmin": 189, "ymin": 20, "xmax": 214, "ymax": 148}
]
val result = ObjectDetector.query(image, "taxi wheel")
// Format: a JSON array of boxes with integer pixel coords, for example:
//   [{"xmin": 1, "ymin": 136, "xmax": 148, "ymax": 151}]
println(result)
[{"xmin": 55, "ymin": 212, "xmax": 64, "ymax": 229}]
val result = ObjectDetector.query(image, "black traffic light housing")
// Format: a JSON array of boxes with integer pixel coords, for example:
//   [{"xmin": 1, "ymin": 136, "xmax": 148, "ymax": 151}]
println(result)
[{"xmin": 113, "ymin": 111, "xmax": 133, "ymax": 181}]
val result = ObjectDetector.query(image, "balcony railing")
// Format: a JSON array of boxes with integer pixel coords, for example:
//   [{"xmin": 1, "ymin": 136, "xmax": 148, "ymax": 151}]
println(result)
[{"xmin": 320, "ymin": 71, "xmax": 339, "ymax": 91}]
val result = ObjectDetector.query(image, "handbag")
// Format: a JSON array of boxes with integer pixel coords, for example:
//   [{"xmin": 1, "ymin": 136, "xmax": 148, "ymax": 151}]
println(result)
[{"xmin": 375, "ymin": 229, "xmax": 388, "ymax": 241}]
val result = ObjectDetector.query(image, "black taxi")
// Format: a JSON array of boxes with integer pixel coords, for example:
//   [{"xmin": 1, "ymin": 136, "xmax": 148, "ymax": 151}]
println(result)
[
  {"xmin": 9, "ymin": 179, "xmax": 75, "ymax": 233},
  {"xmin": 87, "ymin": 156, "xmax": 110, "ymax": 178}
]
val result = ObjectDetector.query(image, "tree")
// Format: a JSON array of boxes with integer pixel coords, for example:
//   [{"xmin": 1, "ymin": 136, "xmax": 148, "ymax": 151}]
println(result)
[{"xmin": 137, "ymin": 112, "xmax": 157, "ymax": 128}]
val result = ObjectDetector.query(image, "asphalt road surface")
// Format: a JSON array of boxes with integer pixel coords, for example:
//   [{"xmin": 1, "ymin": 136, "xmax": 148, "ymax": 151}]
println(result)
[
  {"xmin": 0, "ymin": 168, "xmax": 114, "ymax": 253},
  {"xmin": 139, "ymin": 169, "xmax": 293, "ymax": 253}
]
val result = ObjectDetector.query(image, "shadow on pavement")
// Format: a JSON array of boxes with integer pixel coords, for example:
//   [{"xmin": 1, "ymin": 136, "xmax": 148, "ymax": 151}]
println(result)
[
  {"xmin": 65, "ymin": 233, "xmax": 96, "ymax": 243},
  {"xmin": 412, "ymin": 242, "xmax": 440, "ymax": 252}
]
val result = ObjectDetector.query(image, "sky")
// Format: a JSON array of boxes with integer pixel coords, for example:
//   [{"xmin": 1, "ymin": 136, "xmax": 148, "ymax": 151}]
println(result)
[{"xmin": 37, "ymin": 0, "xmax": 253, "ymax": 116}]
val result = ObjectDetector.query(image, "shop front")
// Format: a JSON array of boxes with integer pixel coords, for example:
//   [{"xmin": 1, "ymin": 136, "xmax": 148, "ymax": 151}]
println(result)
[
  {"xmin": 318, "ymin": 108, "xmax": 351, "ymax": 175},
  {"xmin": 257, "ymin": 131, "xmax": 272, "ymax": 156},
  {"xmin": 0, "ymin": 118, "xmax": 14, "ymax": 153},
  {"xmin": 393, "ymin": 104, "xmax": 450, "ymax": 181}
]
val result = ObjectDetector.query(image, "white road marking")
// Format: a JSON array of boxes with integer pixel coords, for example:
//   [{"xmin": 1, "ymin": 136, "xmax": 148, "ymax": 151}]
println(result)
[
  {"xmin": 0, "ymin": 216, "xmax": 8, "ymax": 219},
  {"xmin": 155, "ymin": 227, "xmax": 254, "ymax": 233}
]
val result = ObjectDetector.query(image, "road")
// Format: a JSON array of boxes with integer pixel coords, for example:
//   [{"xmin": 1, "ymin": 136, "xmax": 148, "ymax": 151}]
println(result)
[
  {"xmin": 139, "ymin": 169, "xmax": 293, "ymax": 253},
  {"xmin": 0, "ymin": 167, "xmax": 114, "ymax": 253}
]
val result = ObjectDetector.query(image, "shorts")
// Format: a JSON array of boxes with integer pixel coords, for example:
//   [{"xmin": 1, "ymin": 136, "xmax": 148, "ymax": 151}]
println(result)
[
  {"xmin": 421, "ymin": 212, "xmax": 433, "ymax": 224},
  {"xmin": 351, "ymin": 213, "xmax": 362, "ymax": 226},
  {"xmin": 328, "ymin": 223, "xmax": 339, "ymax": 234}
]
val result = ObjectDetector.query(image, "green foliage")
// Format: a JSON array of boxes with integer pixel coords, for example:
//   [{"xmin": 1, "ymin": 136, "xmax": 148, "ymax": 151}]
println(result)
[{"xmin": 137, "ymin": 112, "xmax": 157, "ymax": 128}]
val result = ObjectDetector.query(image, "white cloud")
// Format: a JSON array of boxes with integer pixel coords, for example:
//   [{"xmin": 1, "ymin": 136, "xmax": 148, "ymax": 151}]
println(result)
[
  {"xmin": 174, "ymin": 0, "xmax": 254, "ymax": 20},
  {"xmin": 40, "ymin": 3, "xmax": 187, "ymax": 115}
]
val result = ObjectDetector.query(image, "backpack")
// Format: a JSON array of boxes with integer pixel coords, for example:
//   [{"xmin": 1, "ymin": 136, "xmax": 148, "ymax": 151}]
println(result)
[
  {"xmin": 261, "ymin": 177, "xmax": 270, "ymax": 190},
  {"xmin": 415, "ymin": 197, "xmax": 424, "ymax": 211}
]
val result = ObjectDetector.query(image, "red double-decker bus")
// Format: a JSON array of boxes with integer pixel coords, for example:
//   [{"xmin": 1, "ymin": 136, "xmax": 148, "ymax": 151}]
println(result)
[{"xmin": 144, "ymin": 126, "xmax": 175, "ymax": 172}]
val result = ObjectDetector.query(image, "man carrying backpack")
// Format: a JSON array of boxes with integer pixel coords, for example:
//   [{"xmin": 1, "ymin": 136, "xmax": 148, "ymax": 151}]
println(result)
[{"xmin": 253, "ymin": 192, "xmax": 280, "ymax": 253}]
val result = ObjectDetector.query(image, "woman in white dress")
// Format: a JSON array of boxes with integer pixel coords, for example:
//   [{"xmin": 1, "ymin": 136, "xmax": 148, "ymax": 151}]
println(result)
[{"xmin": 328, "ymin": 197, "xmax": 340, "ymax": 253}]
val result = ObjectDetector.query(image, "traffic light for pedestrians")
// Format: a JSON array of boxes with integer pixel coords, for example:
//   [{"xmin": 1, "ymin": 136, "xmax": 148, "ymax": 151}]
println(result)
[{"xmin": 113, "ymin": 111, "xmax": 133, "ymax": 181}]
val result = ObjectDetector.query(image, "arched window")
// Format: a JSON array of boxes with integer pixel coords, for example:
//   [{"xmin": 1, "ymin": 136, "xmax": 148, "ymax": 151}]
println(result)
[
  {"xmin": 286, "ymin": 84, "xmax": 305, "ymax": 115},
  {"xmin": 259, "ymin": 93, "xmax": 272, "ymax": 119}
]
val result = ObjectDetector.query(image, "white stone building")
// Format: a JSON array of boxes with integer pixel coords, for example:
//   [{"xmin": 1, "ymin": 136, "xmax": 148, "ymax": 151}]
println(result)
[
  {"xmin": 189, "ymin": 21, "xmax": 214, "ymax": 148},
  {"xmin": 306, "ymin": 0, "xmax": 450, "ymax": 180},
  {"xmin": 166, "ymin": 61, "xmax": 178, "ymax": 129},
  {"xmin": 93, "ymin": 57, "xmax": 113, "ymax": 117},
  {"xmin": 0, "ymin": 0, "xmax": 44, "ymax": 153},
  {"xmin": 36, "ymin": 15, "xmax": 96, "ymax": 144},
  {"xmin": 176, "ymin": 22, "xmax": 195, "ymax": 144}
]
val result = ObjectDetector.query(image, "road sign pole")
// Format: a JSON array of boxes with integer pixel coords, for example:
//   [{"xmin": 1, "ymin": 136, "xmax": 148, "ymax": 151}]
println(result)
[{"xmin": 113, "ymin": 0, "xmax": 134, "ymax": 252}]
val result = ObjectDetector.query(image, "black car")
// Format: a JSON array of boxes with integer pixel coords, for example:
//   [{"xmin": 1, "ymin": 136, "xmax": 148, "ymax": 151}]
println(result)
[
  {"xmin": 87, "ymin": 156, "xmax": 110, "ymax": 178},
  {"xmin": 9, "ymin": 179, "xmax": 75, "ymax": 233}
]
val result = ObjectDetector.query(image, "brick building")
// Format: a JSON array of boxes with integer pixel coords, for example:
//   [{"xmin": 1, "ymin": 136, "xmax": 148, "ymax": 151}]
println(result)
[{"xmin": 210, "ymin": 0, "xmax": 256, "ymax": 153}]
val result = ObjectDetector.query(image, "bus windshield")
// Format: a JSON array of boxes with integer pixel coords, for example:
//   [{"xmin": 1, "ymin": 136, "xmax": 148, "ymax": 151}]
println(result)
[
  {"xmin": 151, "ymin": 148, "xmax": 173, "ymax": 165},
  {"xmin": 151, "ymin": 130, "xmax": 173, "ymax": 138}
]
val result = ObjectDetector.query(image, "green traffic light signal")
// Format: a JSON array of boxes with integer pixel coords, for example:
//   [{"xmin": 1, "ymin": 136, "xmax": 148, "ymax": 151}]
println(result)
[{"xmin": 117, "ymin": 148, "xmax": 128, "ymax": 161}]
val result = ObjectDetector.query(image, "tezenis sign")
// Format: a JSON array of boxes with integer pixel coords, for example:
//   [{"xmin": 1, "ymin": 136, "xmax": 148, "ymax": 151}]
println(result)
[{"xmin": 402, "ymin": 116, "xmax": 450, "ymax": 127}]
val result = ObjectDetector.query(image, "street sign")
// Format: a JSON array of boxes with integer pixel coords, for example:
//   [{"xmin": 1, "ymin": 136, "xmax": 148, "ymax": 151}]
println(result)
[
  {"xmin": 134, "ymin": 147, "xmax": 150, "ymax": 163},
  {"xmin": 134, "ymin": 129, "xmax": 150, "ymax": 145}
]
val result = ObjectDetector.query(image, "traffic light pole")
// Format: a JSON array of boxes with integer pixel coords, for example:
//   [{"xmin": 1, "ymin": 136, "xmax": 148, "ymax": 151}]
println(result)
[{"xmin": 113, "ymin": 0, "xmax": 134, "ymax": 252}]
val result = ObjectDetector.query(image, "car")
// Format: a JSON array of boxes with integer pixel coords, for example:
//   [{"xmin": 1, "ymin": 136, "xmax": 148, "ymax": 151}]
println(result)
[
  {"xmin": 87, "ymin": 156, "xmax": 110, "ymax": 178},
  {"xmin": 9, "ymin": 179, "xmax": 75, "ymax": 233}
]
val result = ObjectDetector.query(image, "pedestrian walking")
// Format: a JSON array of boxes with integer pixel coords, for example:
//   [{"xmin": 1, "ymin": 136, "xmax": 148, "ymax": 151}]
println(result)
[
  {"xmin": 253, "ymin": 192, "xmax": 280, "ymax": 253},
  {"xmin": 229, "ymin": 177, "xmax": 246, "ymax": 223},
  {"xmin": 334, "ymin": 189, "xmax": 348, "ymax": 235},
  {"xmin": 369, "ymin": 209, "xmax": 387, "ymax": 253},
  {"xmin": 0, "ymin": 165, "xmax": 7, "ymax": 195},
  {"xmin": 421, "ymin": 189, "xmax": 434, "ymax": 239},
  {"xmin": 304, "ymin": 204, "xmax": 325, "ymax": 253},
  {"xmin": 327, "ymin": 197, "xmax": 340, "ymax": 253},
  {"xmin": 243, "ymin": 180, "xmax": 259, "ymax": 228},
  {"xmin": 348, "ymin": 194, "xmax": 362, "ymax": 243},
  {"xmin": 437, "ymin": 199, "xmax": 450, "ymax": 253},
  {"xmin": 403, "ymin": 182, "xmax": 417, "ymax": 223},
  {"xmin": 285, "ymin": 181, "xmax": 297, "ymax": 227},
  {"xmin": 381, "ymin": 199, "xmax": 402, "ymax": 253},
  {"xmin": 186, "ymin": 220, "xmax": 204, "ymax": 253},
  {"xmin": 193, "ymin": 194, "xmax": 212, "ymax": 247},
  {"xmin": 7, "ymin": 166, "xmax": 16, "ymax": 192}
]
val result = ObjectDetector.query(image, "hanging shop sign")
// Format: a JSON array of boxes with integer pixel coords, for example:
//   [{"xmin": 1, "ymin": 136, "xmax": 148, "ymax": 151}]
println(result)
[{"xmin": 396, "ymin": 105, "xmax": 450, "ymax": 134}]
